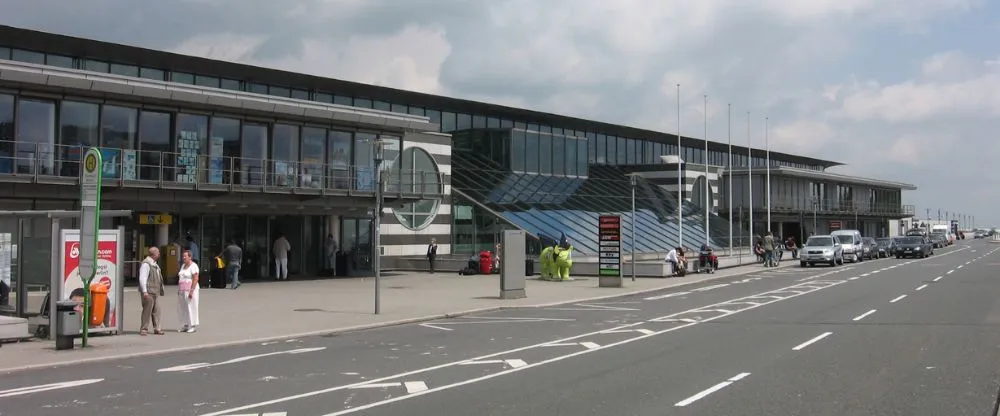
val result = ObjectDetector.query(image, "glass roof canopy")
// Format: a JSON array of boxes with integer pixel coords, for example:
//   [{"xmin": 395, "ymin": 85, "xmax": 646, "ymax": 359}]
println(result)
[{"xmin": 452, "ymin": 149, "xmax": 748, "ymax": 256}]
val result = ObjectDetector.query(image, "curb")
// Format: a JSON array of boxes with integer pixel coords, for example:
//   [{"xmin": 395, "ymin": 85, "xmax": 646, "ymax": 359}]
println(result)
[{"xmin": 0, "ymin": 260, "xmax": 791, "ymax": 374}]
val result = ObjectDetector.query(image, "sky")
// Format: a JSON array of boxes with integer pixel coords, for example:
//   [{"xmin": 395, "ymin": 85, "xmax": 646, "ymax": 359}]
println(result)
[{"xmin": 3, "ymin": 0, "xmax": 999, "ymax": 226}]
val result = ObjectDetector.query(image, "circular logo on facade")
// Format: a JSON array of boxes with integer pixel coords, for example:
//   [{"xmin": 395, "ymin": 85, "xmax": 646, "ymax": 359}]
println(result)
[
  {"xmin": 69, "ymin": 242, "xmax": 80, "ymax": 259},
  {"xmin": 84, "ymin": 152, "xmax": 98, "ymax": 173}
]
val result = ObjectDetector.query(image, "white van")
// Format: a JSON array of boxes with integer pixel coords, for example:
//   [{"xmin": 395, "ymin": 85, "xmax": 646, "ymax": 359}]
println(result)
[
  {"xmin": 930, "ymin": 225, "xmax": 954, "ymax": 245},
  {"xmin": 830, "ymin": 229, "xmax": 864, "ymax": 263}
]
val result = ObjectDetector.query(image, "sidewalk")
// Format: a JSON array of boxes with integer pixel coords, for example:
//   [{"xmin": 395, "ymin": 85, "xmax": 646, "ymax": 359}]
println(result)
[{"xmin": 0, "ymin": 259, "xmax": 794, "ymax": 373}]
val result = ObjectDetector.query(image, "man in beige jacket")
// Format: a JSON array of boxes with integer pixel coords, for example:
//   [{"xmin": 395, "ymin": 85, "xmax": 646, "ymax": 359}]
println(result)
[{"xmin": 138, "ymin": 247, "xmax": 165, "ymax": 335}]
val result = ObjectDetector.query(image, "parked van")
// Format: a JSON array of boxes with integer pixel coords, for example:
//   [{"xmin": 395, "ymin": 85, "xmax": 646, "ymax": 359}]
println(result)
[
  {"xmin": 930, "ymin": 225, "xmax": 954, "ymax": 245},
  {"xmin": 830, "ymin": 229, "xmax": 864, "ymax": 263}
]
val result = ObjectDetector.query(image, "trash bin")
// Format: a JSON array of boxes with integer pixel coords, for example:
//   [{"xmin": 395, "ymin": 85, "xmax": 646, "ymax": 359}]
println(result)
[
  {"xmin": 211, "ymin": 266, "xmax": 227, "ymax": 289},
  {"xmin": 525, "ymin": 259, "xmax": 534, "ymax": 276},
  {"xmin": 88, "ymin": 284, "xmax": 109, "ymax": 327},
  {"xmin": 55, "ymin": 300, "xmax": 81, "ymax": 350},
  {"xmin": 479, "ymin": 251, "xmax": 493, "ymax": 274}
]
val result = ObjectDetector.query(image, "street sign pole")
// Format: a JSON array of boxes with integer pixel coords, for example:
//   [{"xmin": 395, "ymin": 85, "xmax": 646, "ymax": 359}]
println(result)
[{"xmin": 79, "ymin": 148, "xmax": 103, "ymax": 348}]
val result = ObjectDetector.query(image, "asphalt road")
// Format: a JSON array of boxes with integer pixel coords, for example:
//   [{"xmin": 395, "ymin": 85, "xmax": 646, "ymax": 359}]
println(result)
[{"xmin": 1, "ymin": 240, "xmax": 998, "ymax": 416}]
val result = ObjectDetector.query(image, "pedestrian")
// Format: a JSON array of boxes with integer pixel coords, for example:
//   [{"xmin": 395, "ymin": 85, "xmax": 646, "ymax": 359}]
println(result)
[
  {"xmin": 325, "ymin": 234, "xmax": 338, "ymax": 276},
  {"xmin": 177, "ymin": 249, "xmax": 200, "ymax": 333},
  {"xmin": 763, "ymin": 231, "xmax": 775, "ymax": 267},
  {"xmin": 186, "ymin": 235, "xmax": 200, "ymax": 264},
  {"xmin": 220, "ymin": 239, "xmax": 242, "ymax": 289},
  {"xmin": 426, "ymin": 238, "xmax": 438, "ymax": 273},
  {"xmin": 138, "ymin": 246, "xmax": 165, "ymax": 336},
  {"xmin": 272, "ymin": 232, "xmax": 291, "ymax": 280}
]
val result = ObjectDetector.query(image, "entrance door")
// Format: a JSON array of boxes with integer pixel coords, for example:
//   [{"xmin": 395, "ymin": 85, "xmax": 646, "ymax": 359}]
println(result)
[{"xmin": 341, "ymin": 217, "xmax": 372, "ymax": 276}]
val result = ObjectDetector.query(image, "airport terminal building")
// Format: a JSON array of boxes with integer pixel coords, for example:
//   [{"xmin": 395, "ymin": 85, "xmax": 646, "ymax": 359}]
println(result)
[{"xmin": 0, "ymin": 25, "xmax": 915, "ymax": 281}]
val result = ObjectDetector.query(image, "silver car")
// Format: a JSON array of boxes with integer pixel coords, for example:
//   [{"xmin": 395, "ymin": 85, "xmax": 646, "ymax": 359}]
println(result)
[{"xmin": 800, "ymin": 235, "xmax": 844, "ymax": 267}]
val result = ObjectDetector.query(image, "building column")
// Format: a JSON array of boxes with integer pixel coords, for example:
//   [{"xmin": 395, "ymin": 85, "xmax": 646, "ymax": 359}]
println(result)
[
  {"xmin": 328, "ymin": 215, "xmax": 340, "ymax": 243},
  {"xmin": 155, "ymin": 223, "xmax": 169, "ymax": 247}
]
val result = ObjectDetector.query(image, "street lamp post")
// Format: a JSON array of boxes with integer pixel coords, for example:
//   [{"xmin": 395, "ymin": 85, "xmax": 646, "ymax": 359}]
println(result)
[
  {"xmin": 812, "ymin": 197, "xmax": 818, "ymax": 234},
  {"xmin": 372, "ymin": 139, "xmax": 385, "ymax": 315},
  {"xmin": 629, "ymin": 174, "xmax": 637, "ymax": 282}
]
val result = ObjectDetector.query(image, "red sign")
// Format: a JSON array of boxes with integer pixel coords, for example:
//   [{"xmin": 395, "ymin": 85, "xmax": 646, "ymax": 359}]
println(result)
[
  {"xmin": 64, "ymin": 236, "xmax": 119, "ymax": 327},
  {"xmin": 829, "ymin": 221, "xmax": 842, "ymax": 230}
]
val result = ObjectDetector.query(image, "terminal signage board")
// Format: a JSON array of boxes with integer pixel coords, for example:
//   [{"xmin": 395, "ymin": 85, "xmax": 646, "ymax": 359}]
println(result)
[{"xmin": 598, "ymin": 215, "xmax": 622, "ymax": 277}]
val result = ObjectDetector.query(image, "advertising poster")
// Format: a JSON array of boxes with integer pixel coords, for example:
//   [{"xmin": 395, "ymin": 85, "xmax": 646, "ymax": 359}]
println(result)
[
  {"xmin": 208, "ymin": 137, "xmax": 224, "ymax": 184},
  {"xmin": 61, "ymin": 229, "xmax": 122, "ymax": 333},
  {"xmin": 122, "ymin": 149, "xmax": 137, "ymax": 180},
  {"xmin": 99, "ymin": 148, "xmax": 121, "ymax": 179}
]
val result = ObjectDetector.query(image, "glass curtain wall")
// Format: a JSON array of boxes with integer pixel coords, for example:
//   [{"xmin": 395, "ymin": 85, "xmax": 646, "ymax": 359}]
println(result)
[
  {"xmin": 16, "ymin": 99, "xmax": 56, "ymax": 175},
  {"xmin": 210, "ymin": 117, "xmax": 240, "ymax": 185},
  {"xmin": 328, "ymin": 130, "xmax": 352, "ymax": 190},
  {"xmin": 175, "ymin": 113, "xmax": 208, "ymax": 184},
  {"xmin": 0, "ymin": 95, "xmax": 13, "ymax": 174},
  {"xmin": 241, "ymin": 123, "xmax": 268, "ymax": 185},
  {"xmin": 300, "ymin": 127, "xmax": 326, "ymax": 188},
  {"xmin": 101, "ymin": 105, "xmax": 138, "ymax": 180},
  {"xmin": 138, "ymin": 111, "xmax": 172, "ymax": 181},
  {"xmin": 271, "ymin": 124, "xmax": 299, "ymax": 187},
  {"xmin": 353, "ymin": 132, "xmax": 375, "ymax": 191},
  {"xmin": 58, "ymin": 101, "xmax": 99, "ymax": 178}
]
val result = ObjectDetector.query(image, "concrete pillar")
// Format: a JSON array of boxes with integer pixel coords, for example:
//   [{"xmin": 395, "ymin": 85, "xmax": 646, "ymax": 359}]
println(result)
[
  {"xmin": 328, "ymin": 215, "xmax": 340, "ymax": 243},
  {"xmin": 155, "ymin": 223, "xmax": 169, "ymax": 247}
]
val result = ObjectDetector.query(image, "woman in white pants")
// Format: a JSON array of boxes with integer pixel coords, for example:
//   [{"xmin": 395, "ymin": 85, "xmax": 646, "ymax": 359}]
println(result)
[{"xmin": 176, "ymin": 249, "xmax": 200, "ymax": 333}]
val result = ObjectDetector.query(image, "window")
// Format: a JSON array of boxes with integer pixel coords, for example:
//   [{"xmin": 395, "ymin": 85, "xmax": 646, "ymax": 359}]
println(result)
[
  {"xmin": 248, "ymin": 83, "xmax": 268, "ymax": 94},
  {"xmin": 373, "ymin": 101, "xmax": 390, "ymax": 112},
  {"xmin": 587, "ymin": 135, "xmax": 596, "ymax": 163},
  {"xmin": 210, "ymin": 117, "xmax": 240, "ymax": 184},
  {"xmin": 565, "ymin": 136, "xmax": 577, "ymax": 176},
  {"xmin": 101, "ymin": 105, "xmax": 138, "ymax": 149},
  {"xmin": 487, "ymin": 117, "xmax": 500, "ymax": 128},
  {"xmin": 408, "ymin": 106, "xmax": 425, "ymax": 117},
  {"xmin": 195, "ymin": 75, "xmax": 220, "ymax": 88},
  {"xmin": 525, "ymin": 131, "xmax": 540, "ymax": 173},
  {"xmin": 500, "ymin": 119, "xmax": 514, "ymax": 128},
  {"xmin": 391, "ymin": 103, "xmax": 408, "ymax": 114},
  {"xmin": 240, "ymin": 123, "xmax": 268, "ymax": 185},
  {"xmin": 57, "ymin": 101, "xmax": 99, "ymax": 178},
  {"xmin": 616, "ymin": 137, "xmax": 627, "ymax": 165},
  {"xmin": 139, "ymin": 67, "xmax": 165, "ymax": 81},
  {"xmin": 333, "ymin": 95, "xmax": 352, "ymax": 106},
  {"xmin": 353, "ymin": 132, "xmax": 376, "ymax": 191},
  {"xmin": 300, "ymin": 127, "xmax": 326, "ymax": 188},
  {"xmin": 314, "ymin": 92, "xmax": 333, "ymax": 103},
  {"xmin": 354, "ymin": 98, "xmax": 372, "ymax": 108},
  {"xmin": 110, "ymin": 63, "xmax": 139, "ymax": 77},
  {"xmin": 510, "ymin": 129, "xmax": 526, "ymax": 172},
  {"xmin": 46, "ymin": 54, "xmax": 75, "ymax": 69},
  {"xmin": 606, "ymin": 136, "xmax": 617, "ymax": 164},
  {"xmin": 426, "ymin": 109, "xmax": 441, "ymax": 128},
  {"xmin": 539, "ymin": 134, "xmax": 552, "ymax": 174},
  {"xmin": 472, "ymin": 115, "xmax": 486, "ymax": 129},
  {"xmin": 380, "ymin": 135, "xmax": 401, "ymax": 191},
  {"xmin": 440, "ymin": 112, "xmax": 456, "ymax": 132},
  {"xmin": 393, "ymin": 147, "xmax": 442, "ymax": 230},
  {"xmin": 0, "ymin": 47, "xmax": 9, "ymax": 60},
  {"xmin": 0, "ymin": 95, "xmax": 12, "ymax": 174},
  {"xmin": 175, "ymin": 113, "xmax": 207, "ymax": 183},
  {"xmin": 644, "ymin": 141, "xmax": 655, "ymax": 164},
  {"xmin": 84, "ymin": 60, "xmax": 110, "ymax": 73},
  {"xmin": 16, "ymin": 99, "xmax": 56, "ymax": 175},
  {"xmin": 11, "ymin": 49, "xmax": 45, "ymax": 64},
  {"xmin": 552, "ymin": 135, "xmax": 565, "ymax": 175},
  {"xmin": 170, "ymin": 72, "xmax": 195, "ymax": 84},
  {"xmin": 595, "ymin": 134, "xmax": 606, "ymax": 164},
  {"xmin": 269, "ymin": 86, "xmax": 290, "ymax": 98},
  {"xmin": 576, "ymin": 137, "xmax": 588, "ymax": 176},
  {"xmin": 271, "ymin": 124, "xmax": 300, "ymax": 186},
  {"xmin": 327, "ymin": 130, "xmax": 352, "ymax": 189},
  {"xmin": 138, "ymin": 111, "xmax": 171, "ymax": 180},
  {"xmin": 291, "ymin": 89, "xmax": 309, "ymax": 100},
  {"xmin": 456, "ymin": 113, "xmax": 472, "ymax": 130}
]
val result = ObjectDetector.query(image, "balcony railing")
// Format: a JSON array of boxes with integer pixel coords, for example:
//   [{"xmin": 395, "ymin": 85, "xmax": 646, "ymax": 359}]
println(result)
[
  {"xmin": 724, "ymin": 196, "xmax": 914, "ymax": 217},
  {"xmin": 0, "ymin": 140, "xmax": 445, "ymax": 198}
]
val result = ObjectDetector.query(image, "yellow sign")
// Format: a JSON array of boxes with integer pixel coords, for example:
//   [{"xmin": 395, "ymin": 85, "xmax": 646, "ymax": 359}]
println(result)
[
  {"xmin": 84, "ymin": 152, "xmax": 98, "ymax": 173},
  {"xmin": 139, "ymin": 214, "xmax": 173, "ymax": 225}
]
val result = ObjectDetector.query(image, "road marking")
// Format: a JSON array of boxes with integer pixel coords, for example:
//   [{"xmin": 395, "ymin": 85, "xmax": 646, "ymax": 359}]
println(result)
[
  {"xmin": 459, "ymin": 316, "xmax": 576, "ymax": 321},
  {"xmin": 349, "ymin": 382, "xmax": 404, "ymax": 389},
  {"xmin": 419, "ymin": 323, "xmax": 453, "ymax": 331},
  {"xmin": 403, "ymin": 381, "xmax": 428, "ymax": 394},
  {"xmin": 947, "ymin": 270, "xmax": 955, "ymax": 274},
  {"xmin": 693, "ymin": 284, "xmax": 730, "ymax": 292},
  {"xmin": 957, "ymin": 265, "xmax": 964, "ymax": 269},
  {"xmin": 853, "ymin": 309, "xmax": 877, "ymax": 321},
  {"xmin": 579, "ymin": 342, "xmax": 601, "ymax": 350},
  {"xmin": 203, "ymin": 279, "xmax": 848, "ymax": 416},
  {"xmin": 849, "ymin": 276, "xmax": 860, "ymax": 280},
  {"xmin": 890, "ymin": 295, "xmax": 907, "ymax": 303},
  {"xmin": 933, "ymin": 276, "xmax": 943, "ymax": 282},
  {"xmin": 0, "ymin": 379, "xmax": 104, "ymax": 398},
  {"xmin": 792, "ymin": 332, "xmax": 833, "ymax": 351},
  {"xmin": 860, "ymin": 273, "xmax": 871, "ymax": 277},
  {"xmin": 546, "ymin": 303, "xmax": 640, "ymax": 311},
  {"xmin": 644, "ymin": 291, "xmax": 690, "ymax": 300},
  {"xmin": 675, "ymin": 373, "xmax": 751, "ymax": 407},
  {"xmin": 228, "ymin": 413, "xmax": 287, "ymax": 416},
  {"xmin": 603, "ymin": 328, "xmax": 656, "ymax": 336},
  {"xmin": 158, "ymin": 347, "xmax": 325, "ymax": 372},
  {"xmin": 915, "ymin": 284, "xmax": 928, "ymax": 291},
  {"xmin": 460, "ymin": 359, "xmax": 527, "ymax": 369}
]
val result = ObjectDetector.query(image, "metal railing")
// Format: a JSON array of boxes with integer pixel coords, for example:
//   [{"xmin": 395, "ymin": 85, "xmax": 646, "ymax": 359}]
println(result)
[
  {"xmin": 724, "ymin": 196, "xmax": 914, "ymax": 217},
  {"xmin": 0, "ymin": 140, "xmax": 445, "ymax": 197}
]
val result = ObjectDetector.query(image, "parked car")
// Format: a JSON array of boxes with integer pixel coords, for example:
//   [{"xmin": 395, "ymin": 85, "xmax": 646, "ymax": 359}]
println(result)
[
  {"xmin": 895, "ymin": 236, "xmax": 934, "ymax": 258},
  {"xmin": 929, "ymin": 234, "xmax": 948, "ymax": 248},
  {"xmin": 831, "ymin": 230, "xmax": 864, "ymax": 263},
  {"xmin": 861, "ymin": 237, "xmax": 878, "ymax": 260},
  {"xmin": 889, "ymin": 236, "xmax": 906, "ymax": 256},
  {"xmin": 800, "ymin": 235, "xmax": 844, "ymax": 267},
  {"xmin": 875, "ymin": 238, "xmax": 892, "ymax": 258}
]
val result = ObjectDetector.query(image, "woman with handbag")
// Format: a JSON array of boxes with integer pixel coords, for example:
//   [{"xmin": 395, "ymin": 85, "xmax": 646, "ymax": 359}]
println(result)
[{"xmin": 177, "ymin": 249, "xmax": 201, "ymax": 333}]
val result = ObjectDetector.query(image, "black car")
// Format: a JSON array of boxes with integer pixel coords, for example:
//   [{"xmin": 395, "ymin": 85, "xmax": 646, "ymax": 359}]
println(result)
[
  {"xmin": 875, "ymin": 238, "xmax": 892, "ymax": 258},
  {"xmin": 861, "ymin": 237, "xmax": 878, "ymax": 260},
  {"xmin": 895, "ymin": 236, "xmax": 933, "ymax": 258},
  {"xmin": 929, "ymin": 234, "xmax": 947, "ymax": 248}
]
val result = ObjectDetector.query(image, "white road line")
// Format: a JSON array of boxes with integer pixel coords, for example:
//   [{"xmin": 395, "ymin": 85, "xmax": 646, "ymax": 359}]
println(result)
[
  {"xmin": 849, "ymin": 276, "xmax": 860, "ymax": 280},
  {"xmin": 403, "ymin": 381, "xmax": 428, "ymax": 394},
  {"xmin": 419, "ymin": 323, "xmax": 453, "ymax": 331},
  {"xmin": 853, "ymin": 309, "xmax": 877, "ymax": 321},
  {"xmin": 957, "ymin": 265, "xmax": 964, "ymax": 269},
  {"xmin": 0, "ymin": 379, "xmax": 104, "ymax": 399},
  {"xmin": 915, "ymin": 284, "xmax": 928, "ymax": 291},
  {"xmin": 933, "ymin": 276, "xmax": 943, "ymax": 282},
  {"xmin": 460, "ymin": 359, "xmax": 527, "ymax": 369},
  {"xmin": 204, "ymin": 279, "xmax": 847, "ymax": 416},
  {"xmin": 644, "ymin": 291, "xmax": 690, "ymax": 300},
  {"xmin": 675, "ymin": 373, "xmax": 751, "ymax": 407},
  {"xmin": 860, "ymin": 273, "xmax": 871, "ymax": 277},
  {"xmin": 349, "ymin": 382, "xmax": 402, "ymax": 389},
  {"xmin": 157, "ymin": 348, "xmax": 325, "ymax": 373},
  {"xmin": 792, "ymin": 332, "xmax": 833, "ymax": 351},
  {"xmin": 603, "ymin": 328, "xmax": 656, "ymax": 336},
  {"xmin": 579, "ymin": 342, "xmax": 601, "ymax": 350},
  {"xmin": 947, "ymin": 270, "xmax": 955, "ymax": 274},
  {"xmin": 890, "ymin": 295, "xmax": 907, "ymax": 303},
  {"xmin": 693, "ymin": 284, "xmax": 730, "ymax": 292}
]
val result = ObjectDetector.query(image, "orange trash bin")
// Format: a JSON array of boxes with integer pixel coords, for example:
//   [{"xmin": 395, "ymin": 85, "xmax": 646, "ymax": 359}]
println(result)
[{"xmin": 89, "ymin": 284, "xmax": 109, "ymax": 327}]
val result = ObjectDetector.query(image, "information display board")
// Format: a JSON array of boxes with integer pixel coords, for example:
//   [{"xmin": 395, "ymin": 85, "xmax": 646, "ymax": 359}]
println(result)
[{"xmin": 598, "ymin": 215, "xmax": 624, "ymax": 288}]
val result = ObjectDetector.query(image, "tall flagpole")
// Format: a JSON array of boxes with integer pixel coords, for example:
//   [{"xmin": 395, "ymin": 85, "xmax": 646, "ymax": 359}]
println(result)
[
  {"xmin": 765, "ymin": 117, "xmax": 771, "ymax": 234},
  {"xmin": 703, "ymin": 94, "xmax": 710, "ymax": 247},
  {"xmin": 727, "ymin": 103, "xmax": 733, "ymax": 255},
  {"xmin": 677, "ymin": 84, "xmax": 683, "ymax": 250},
  {"xmin": 747, "ymin": 112, "xmax": 753, "ymax": 248}
]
